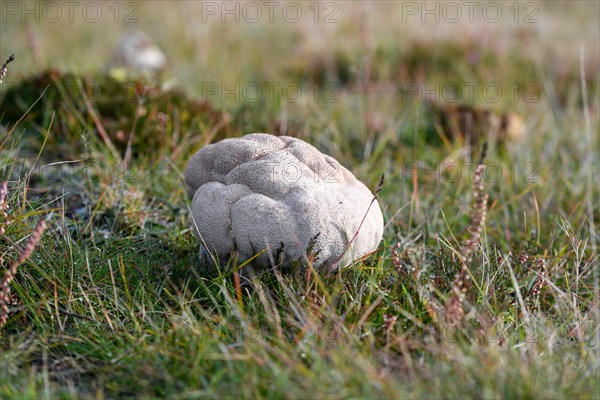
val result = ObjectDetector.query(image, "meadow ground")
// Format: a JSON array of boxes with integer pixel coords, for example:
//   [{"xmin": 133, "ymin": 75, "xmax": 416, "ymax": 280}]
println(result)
[{"xmin": 0, "ymin": 1, "xmax": 599, "ymax": 398}]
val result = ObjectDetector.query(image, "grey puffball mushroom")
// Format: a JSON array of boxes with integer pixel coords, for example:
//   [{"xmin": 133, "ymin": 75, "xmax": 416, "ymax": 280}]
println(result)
[{"xmin": 184, "ymin": 133, "xmax": 384, "ymax": 270}]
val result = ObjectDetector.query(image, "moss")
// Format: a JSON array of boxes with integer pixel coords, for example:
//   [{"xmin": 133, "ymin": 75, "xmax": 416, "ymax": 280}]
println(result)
[
  {"xmin": 284, "ymin": 50, "xmax": 355, "ymax": 88},
  {"xmin": 0, "ymin": 70, "xmax": 234, "ymax": 159}
]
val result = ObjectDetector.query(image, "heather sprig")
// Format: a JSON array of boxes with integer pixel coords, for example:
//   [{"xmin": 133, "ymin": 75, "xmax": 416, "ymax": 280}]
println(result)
[
  {"xmin": 0, "ymin": 216, "xmax": 47, "ymax": 328},
  {"xmin": 446, "ymin": 143, "xmax": 490, "ymax": 324},
  {"xmin": 0, "ymin": 182, "xmax": 8, "ymax": 235},
  {"xmin": 0, "ymin": 54, "xmax": 15, "ymax": 85}
]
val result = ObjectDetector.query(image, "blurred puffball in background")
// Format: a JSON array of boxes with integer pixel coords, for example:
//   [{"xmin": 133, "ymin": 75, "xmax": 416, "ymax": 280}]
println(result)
[{"xmin": 105, "ymin": 30, "xmax": 166, "ymax": 80}]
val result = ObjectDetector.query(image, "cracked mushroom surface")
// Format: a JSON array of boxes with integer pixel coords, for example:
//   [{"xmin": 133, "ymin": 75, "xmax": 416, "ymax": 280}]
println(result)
[{"xmin": 184, "ymin": 133, "xmax": 384, "ymax": 269}]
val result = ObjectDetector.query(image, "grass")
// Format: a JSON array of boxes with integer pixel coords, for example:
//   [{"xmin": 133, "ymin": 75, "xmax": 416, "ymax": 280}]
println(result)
[{"xmin": 0, "ymin": 2, "xmax": 599, "ymax": 398}]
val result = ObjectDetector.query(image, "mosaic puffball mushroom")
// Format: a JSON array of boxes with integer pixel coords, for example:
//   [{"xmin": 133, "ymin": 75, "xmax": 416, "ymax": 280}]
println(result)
[{"xmin": 184, "ymin": 134, "xmax": 384, "ymax": 269}]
